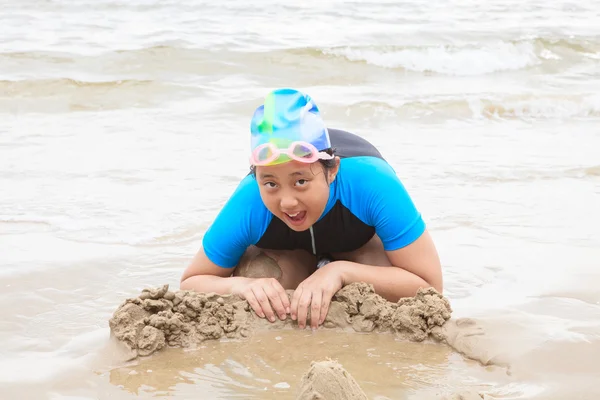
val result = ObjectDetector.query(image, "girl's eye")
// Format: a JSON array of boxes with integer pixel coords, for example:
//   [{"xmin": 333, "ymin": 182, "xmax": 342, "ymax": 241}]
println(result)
[
  {"xmin": 264, "ymin": 182, "xmax": 277, "ymax": 188},
  {"xmin": 296, "ymin": 179, "xmax": 308, "ymax": 186}
]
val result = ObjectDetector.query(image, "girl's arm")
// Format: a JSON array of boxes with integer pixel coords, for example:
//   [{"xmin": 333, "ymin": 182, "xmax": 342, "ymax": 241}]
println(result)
[{"xmin": 338, "ymin": 229, "xmax": 443, "ymax": 301}]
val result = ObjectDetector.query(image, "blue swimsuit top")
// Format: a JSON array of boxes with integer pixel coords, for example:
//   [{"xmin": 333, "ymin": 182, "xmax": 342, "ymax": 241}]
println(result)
[{"xmin": 202, "ymin": 128, "xmax": 426, "ymax": 268}]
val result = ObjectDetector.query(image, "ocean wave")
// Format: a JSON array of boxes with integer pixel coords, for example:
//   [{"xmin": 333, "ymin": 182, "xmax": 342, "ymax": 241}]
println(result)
[
  {"xmin": 1, "ymin": 78, "xmax": 155, "ymax": 94},
  {"xmin": 580, "ymin": 165, "xmax": 600, "ymax": 177},
  {"xmin": 467, "ymin": 94, "xmax": 600, "ymax": 119},
  {"xmin": 324, "ymin": 43, "xmax": 539, "ymax": 75},
  {"xmin": 334, "ymin": 93, "xmax": 600, "ymax": 121},
  {"xmin": 1, "ymin": 37, "xmax": 599, "ymax": 114},
  {"xmin": 320, "ymin": 37, "xmax": 600, "ymax": 75},
  {"xmin": 435, "ymin": 165, "xmax": 600, "ymax": 185},
  {"xmin": 0, "ymin": 217, "xmax": 55, "ymax": 236},
  {"xmin": 0, "ymin": 77, "xmax": 201, "ymax": 112},
  {"xmin": 3, "ymin": 35, "xmax": 598, "ymax": 78},
  {"xmin": 0, "ymin": 46, "xmax": 246, "ymax": 82}
]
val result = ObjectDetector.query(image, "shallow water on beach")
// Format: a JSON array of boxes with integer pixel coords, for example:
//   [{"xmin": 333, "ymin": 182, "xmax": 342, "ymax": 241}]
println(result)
[{"xmin": 1, "ymin": 0, "xmax": 600, "ymax": 399}]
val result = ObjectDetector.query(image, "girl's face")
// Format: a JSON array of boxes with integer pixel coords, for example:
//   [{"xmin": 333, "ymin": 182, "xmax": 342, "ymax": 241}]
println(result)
[{"xmin": 255, "ymin": 159, "xmax": 340, "ymax": 232}]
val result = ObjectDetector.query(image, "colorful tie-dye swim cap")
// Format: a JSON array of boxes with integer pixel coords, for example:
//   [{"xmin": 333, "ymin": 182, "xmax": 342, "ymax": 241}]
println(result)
[{"xmin": 250, "ymin": 88, "xmax": 331, "ymax": 165}]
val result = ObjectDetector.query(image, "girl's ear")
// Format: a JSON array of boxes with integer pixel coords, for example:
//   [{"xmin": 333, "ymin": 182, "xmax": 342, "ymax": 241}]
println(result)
[{"xmin": 327, "ymin": 156, "xmax": 341, "ymax": 183}]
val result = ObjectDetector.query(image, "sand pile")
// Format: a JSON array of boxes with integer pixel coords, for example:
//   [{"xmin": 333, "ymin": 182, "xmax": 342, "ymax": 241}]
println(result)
[
  {"xmin": 296, "ymin": 360, "xmax": 368, "ymax": 400},
  {"xmin": 108, "ymin": 282, "xmax": 493, "ymax": 399},
  {"xmin": 295, "ymin": 360, "xmax": 484, "ymax": 400},
  {"xmin": 109, "ymin": 282, "xmax": 454, "ymax": 360},
  {"xmin": 108, "ymin": 284, "xmax": 253, "ymax": 359}
]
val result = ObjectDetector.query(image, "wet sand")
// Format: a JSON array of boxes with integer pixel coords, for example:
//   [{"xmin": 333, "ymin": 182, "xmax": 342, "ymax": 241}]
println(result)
[
  {"xmin": 108, "ymin": 282, "xmax": 457, "ymax": 360},
  {"xmin": 2, "ymin": 294, "xmax": 594, "ymax": 399},
  {"xmin": 296, "ymin": 360, "xmax": 369, "ymax": 400},
  {"xmin": 104, "ymin": 280, "xmax": 600, "ymax": 399},
  {"xmin": 102, "ymin": 329, "xmax": 499, "ymax": 400},
  {"xmin": 296, "ymin": 360, "xmax": 490, "ymax": 400},
  {"xmin": 106, "ymin": 282, "xmax": 509, "ymax": 398}
]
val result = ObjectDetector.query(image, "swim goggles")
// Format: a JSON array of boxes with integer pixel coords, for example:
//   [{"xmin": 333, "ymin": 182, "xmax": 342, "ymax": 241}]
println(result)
[{"xmin": 249, "ymin": 141, "xmax": 334, "ymax": 166}]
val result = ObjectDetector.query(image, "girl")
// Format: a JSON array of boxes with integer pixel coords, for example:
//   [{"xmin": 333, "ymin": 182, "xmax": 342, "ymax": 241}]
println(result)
[{"xmin": 181, "ymin": 88, "xmax": 443, "ymax": 330}]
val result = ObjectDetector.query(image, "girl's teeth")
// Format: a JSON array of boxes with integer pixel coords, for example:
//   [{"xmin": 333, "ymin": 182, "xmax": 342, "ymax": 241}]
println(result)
[{"xmin": 288, "ymin": 213, "xmax": 298, "ymax": 217}]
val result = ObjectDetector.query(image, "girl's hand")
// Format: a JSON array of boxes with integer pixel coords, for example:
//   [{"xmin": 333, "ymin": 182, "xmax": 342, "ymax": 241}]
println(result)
[
  {"xmin": 290, "ymin": 263, "xmax": 344, "ymax": 330},
  {"xmin": 232, "ymin": 277, "xmax": 290, "ymax": 322}
]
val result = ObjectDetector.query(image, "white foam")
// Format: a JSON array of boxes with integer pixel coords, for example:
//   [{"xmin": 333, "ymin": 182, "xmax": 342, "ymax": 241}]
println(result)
[
  {"xmin": 583, "ymin": 52, "xmax": 600, "ymax": 60},
  {"xmin": 540, "ymin": 49, "xmax": 561, "ymax": 60},
  {"xmin": 324, "ymin": 41, "xmax": 541, "ymax": 75}
]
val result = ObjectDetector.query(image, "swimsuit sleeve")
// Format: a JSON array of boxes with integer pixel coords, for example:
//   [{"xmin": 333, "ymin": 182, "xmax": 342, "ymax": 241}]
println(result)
[
  {"xmin": 340, "ymin": 157, "xmax": 426, "ymax": 251},
  {"xmin": 202, "ymin": 174, "xmax": 272, "ymax": 268}
]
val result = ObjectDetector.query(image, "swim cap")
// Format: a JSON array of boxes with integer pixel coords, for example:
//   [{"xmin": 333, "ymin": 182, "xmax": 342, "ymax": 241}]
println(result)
[{"xmin": 250, "ymin": 88, "xmax": 331, "ymax": 165}]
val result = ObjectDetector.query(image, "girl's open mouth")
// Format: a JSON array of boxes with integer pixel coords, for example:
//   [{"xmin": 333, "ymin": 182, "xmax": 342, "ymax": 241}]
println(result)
[{"xmin": 284, "ymin": 211, "xmax": 307, "ymax": 226}]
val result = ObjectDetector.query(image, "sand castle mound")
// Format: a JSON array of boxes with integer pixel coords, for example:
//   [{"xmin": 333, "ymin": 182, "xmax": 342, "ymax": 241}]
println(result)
[{"xmin": 109, "ymin": 282, "xmax": 453, "ymax": 360}]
